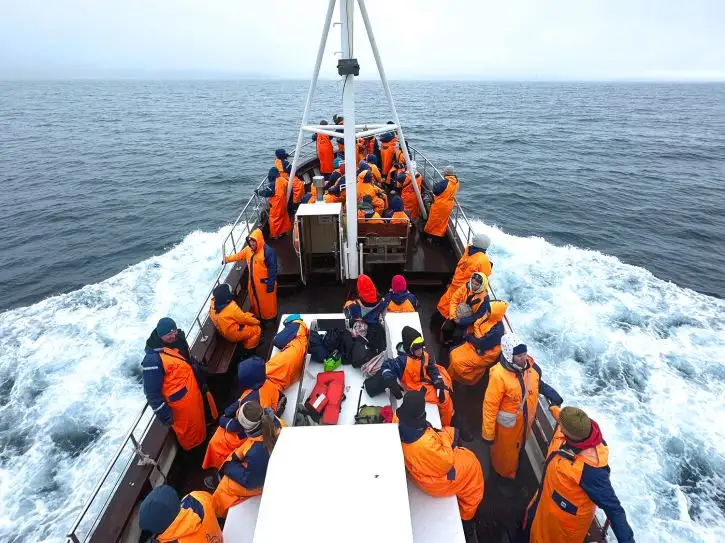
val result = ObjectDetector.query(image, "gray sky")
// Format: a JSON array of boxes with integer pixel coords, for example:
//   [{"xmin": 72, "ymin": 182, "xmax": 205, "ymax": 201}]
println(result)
[{"xmin": 1, "ymin": 0, "xmax": 724, "ymax": 80}]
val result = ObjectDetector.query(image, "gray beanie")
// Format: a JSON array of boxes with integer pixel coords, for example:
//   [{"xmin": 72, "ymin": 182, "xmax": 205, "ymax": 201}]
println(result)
[
  {"xmin": 443, "ymin": 165, "xmax": 455, "ymax": 176},
  {"xmin": 472, "ymin": 232, "xmax": 491, "ymax": 250}
]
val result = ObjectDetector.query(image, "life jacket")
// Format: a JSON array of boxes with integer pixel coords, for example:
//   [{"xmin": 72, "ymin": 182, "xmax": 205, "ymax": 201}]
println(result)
[
  {"xmin": 157, "ymin": 491, "xmax": 222, "ymax": 543},
  {"xmin": 380, "ymin": 137, "xmax": 398, "ymax": 175},
  {"xmin": 316, "ymin": 133, "xmax": 335, "ymax": 174},
  {"xmin": 208, "ymin": 297, "xmax": 260, "ymax": 346},
  {"xmin": 265, "ymin": 320, "xmax": 309, "ymax": 390},
  {"xmin": 400, "ymin": 350, "xmax": 452, "ymax": 393},
  {"xmin": 159, "ymin": 348, "xmax": 206, "ymax": 451},
  {"xmin": 387, "ymin": 210, "xmax": 409, "ymax": 225},
  {"xmin": 525, "ymin": 417, "xmax": 613, "ymax": 543},
  {"xmin": 424, "ymin": 175, "xmax": 460, "ymax": 238},
  {"xmin": 472, "ymin": 300, "xmax": 507, "ymax": 341},
  {"xmin": 386, "ymin": 291, "xmax": 417, "ymax": 313}
]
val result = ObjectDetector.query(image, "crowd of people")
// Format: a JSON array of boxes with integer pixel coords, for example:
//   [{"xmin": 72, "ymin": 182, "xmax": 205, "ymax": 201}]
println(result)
[
  {"xmin": 257, "ymin": 118, "xmax": 461, "ymax": 242},
  {"xmin": 135, "ymin": 132, "xmax": 635, "ymax": 542}
]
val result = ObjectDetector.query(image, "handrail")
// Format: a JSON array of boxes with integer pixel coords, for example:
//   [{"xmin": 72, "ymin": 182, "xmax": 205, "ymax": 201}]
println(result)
[{"xmin": 65, "ymin": 140, "xmax": 317, "ymax": 543}]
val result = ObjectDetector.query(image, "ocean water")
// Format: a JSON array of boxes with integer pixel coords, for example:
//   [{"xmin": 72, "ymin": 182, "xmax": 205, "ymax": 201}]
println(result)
[{"xmin": 0, "ymin": 80, "xmax": 724, "ymax": 542}]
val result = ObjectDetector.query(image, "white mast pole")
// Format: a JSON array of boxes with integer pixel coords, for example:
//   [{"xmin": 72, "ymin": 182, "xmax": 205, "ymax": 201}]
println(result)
[
  {"xmin": 356, "ymin": 0, "xmax": 427, "ymax": 219},
  {"xmin": 285, "ymin": 0, "xmax": 337, "ymax": 202},
  {"xmin": 341, "ymin": 0, "xmax": 359, "ymax": 278}
]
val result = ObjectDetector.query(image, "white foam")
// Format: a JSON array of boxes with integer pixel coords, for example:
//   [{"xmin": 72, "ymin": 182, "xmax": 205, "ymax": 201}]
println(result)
[
  {"xmin": 473, "ymin": 219, "xmax": 725, "ymax": 543},
  {"xmin": 0, "ymin": 226, "xmax": 230, "ymax": 542}
]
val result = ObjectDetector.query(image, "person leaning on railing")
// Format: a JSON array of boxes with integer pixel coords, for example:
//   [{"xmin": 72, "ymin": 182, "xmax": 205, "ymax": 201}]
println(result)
[{"xmin": 424, "ymin": 165, "xmax": 460, "ymax": 241}]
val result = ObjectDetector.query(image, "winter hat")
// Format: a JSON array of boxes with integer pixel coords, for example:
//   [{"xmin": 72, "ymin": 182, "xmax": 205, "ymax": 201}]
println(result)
[
  {"xmin": 500, "ymin": 333, "xmax": 527, "ymax": 367},
  {"xmin": 366, "ymin": 154, "xmax": 378, "ymax": 165},
  {"xmin": 237, "ymin": 356, "xmax": 266, "ymax": 389},
  {"xmin": 559, "ymin": 407, "xmax": 592, "ymax": 441},
  {"xmin": 443, "ymin": 165, "xmax": 455, "ymax": 176},
  {"xmin": 320, "ymin": 119, "xmax": 329, "ymax": 125},
  {"xmin": 268, "ymin": 167, "xmax": 280, "ymax": 180},
  {"xmin": 356, "ymin": 274, "xmax": 378, "ymax": 304},
  {"xmin": 472, "ymin": 232, "xmax": 491, "ymax": 251},
  {"xmin": 155, "ymin": 318, "xmax": 177, "ymax": 338},
  {"xmin": 469, "ymin": 272, "xmax": 488, "ymax": 293},
  {"xmin": 397, "ymin": 389, "xmax": 426, "ymax": 427},
  {"xmin": 139, "ymin": 485, "xmax": 180, "ymax": 535},
  {"xmin": 402, "ymin": 326, "xmax": 424, "ymax": 353},
  {"xmin": 333, "ymin": 158, "xmax": 342, "ymax": 169},
  {"xmin": 358, "ymin": 160, "xmax": 369, "ymax": 172},
  {"xmin": 238, "ymin": 402, "xmax": 264, "ymax": 435},
  {"xmin": 389, "ymin": 195, "xmax": 404, "ymax": 212},
  {"xmin": 391, "ymin": 274, "xmax": 407, "ymax": 293},
  {"xmin": 395, "ymin": 171, "xmax": 407, "ymax": 183},
  {"xmin": 275, "ymin": 148, "xmax": 289, "ymax": 159},
  {"xmin": 213, "ymin": 283, "xmax": 233, "ymax": 305}
]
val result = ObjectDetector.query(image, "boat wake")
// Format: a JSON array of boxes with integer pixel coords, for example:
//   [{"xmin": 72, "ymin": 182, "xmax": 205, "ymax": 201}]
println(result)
[{"xmin": 0, "ymin": 222, "xmax": 723, "ymax": 542}]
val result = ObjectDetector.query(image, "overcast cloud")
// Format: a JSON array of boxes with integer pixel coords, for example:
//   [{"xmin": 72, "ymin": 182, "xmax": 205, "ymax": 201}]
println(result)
[{"xmin": 1, "ymin": 0, "xmax": 723, "ymax": 80}]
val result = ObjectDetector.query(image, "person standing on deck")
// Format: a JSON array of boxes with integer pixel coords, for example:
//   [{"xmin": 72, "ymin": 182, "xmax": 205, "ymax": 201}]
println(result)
[
  {"xmin": 424, "ymin": 165, "xmax": 460, "ymax": 240},
  {"xmin": 482, "ymin": 335, "xmax": 562, "ymax": 482},
  {"xmin": 522, "ymin": 406, "xmax": 635, "ymax": 543},
  {"xmin": 395, "ymin": 170, "xmax": 423, "ymax": 222},
  {"xmin": 208, "ymin": 283, "xmax": 261, "ymax": 351},
  {"xmin": 223, "ymin": 228, "xmax": 278, "ymax": 321},
  {"xmin": 381, "ymin": 326, "xmax": 455, "ymax": 426},
  {"xmin": 274, "ymin": 148, "xmax": 290, "ymax": 174},
  {"xmin": 139, "ymin": 485, "xmax": 222, "ymax": 543},
  {"xmin": 256, "ymin": 168, "xmax": 291, "ymax": 239},
  {"xmin": 312, "ymin": 119, "xmax": 335, "ymax": 178},
  {"xmin": 385, "ymin": 274, "xmax": 419, "ymax": 313},
  {"xmin": 396, "ymin": 390, "xmax": 484, "ymax": 539},
  {"xmin": 379, "ymin": 124, "xmax": 397, "ymax": 176},
  {"xmin": 142, "ymin": 318, "xmax": 207, "ymax": 451},
  {"xmin": 436, "ymin": 233, "xmax": 492, "ymax": 321}
]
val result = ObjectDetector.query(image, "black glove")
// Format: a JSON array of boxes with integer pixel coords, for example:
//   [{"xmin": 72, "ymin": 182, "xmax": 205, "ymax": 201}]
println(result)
[
  {"xmin": 386, "ymin": 379, "xmax": 403, "ymax": 400},
  {"xmin": 434, "ymin": 381, "xmax": 446, "ymax": 404}
]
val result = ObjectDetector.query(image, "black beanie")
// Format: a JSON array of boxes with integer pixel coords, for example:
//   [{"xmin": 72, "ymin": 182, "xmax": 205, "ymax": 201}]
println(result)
[
  {"xmin": 402, "ymin": 326, "xmax": 423, "ymax": 353},
  {"xmin": 213, "ymin": 283, "xmax": 233, "ymax": 305},
  {"xmin": 139, "ymin": 486, "xmax": 180, "ymax": 535},
  {"xmin": 397, "ymin": 389, "xmax": 427, "ymax": 428}
]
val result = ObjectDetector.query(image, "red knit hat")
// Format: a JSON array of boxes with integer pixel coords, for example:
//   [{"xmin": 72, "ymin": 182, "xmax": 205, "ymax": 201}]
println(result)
[
  {"xmin": 357, "ymin": 274, "xmax": 378, "ymax": 304},
  {"xmin": 391, "ymin": 275, "xmax": 407, "ymax": 293}
]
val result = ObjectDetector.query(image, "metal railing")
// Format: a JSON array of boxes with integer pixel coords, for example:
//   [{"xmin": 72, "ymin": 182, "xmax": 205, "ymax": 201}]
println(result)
[{"xmin": 64, "ymin": 140, "xmax": 317, "ymax": 543}]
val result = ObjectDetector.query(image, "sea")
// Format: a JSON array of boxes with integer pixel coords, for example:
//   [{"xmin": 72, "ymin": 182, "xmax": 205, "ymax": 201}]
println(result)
[{"xmin": 0, "ymin": 80, "xmax": 724, "ymax": 542}]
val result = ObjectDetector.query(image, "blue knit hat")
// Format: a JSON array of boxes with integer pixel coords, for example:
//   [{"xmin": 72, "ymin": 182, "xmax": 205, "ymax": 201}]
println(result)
[
  {"xmin": 139, "ymin": 486, "xmax": 180, "ymax": 535},
  {"xmin": 275, "ymin": 148, "xmax": 289, "ymax": 159},
  {"xmin": 155, "ymin": 317, "xmax": 177, "ymax": 338}
]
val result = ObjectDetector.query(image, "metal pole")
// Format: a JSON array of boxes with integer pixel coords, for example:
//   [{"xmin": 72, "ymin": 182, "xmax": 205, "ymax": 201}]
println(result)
[
  {"xmin": 356, "ymin": 0, "xmax": 427, "ymax": 220},
  {"xmin": 341, "ymin": 0, "xmax": 359, "ymax": 278},
  {"xmin": 285, "ymin": 0, "xmax": 337, "ymax": 202}
]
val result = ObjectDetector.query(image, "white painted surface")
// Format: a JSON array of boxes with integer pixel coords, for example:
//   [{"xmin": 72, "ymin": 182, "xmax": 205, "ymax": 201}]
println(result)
[
  {"xmin": 253, "ymin": 425, "xmax": 414, "ymax": 543},
  {"xmin": 222, "ymin": 495, "xmax": 261, "ymax": 543},
  {"xmin": 295, "ymin": 201, "xmax": 342, "ymax": 217}
]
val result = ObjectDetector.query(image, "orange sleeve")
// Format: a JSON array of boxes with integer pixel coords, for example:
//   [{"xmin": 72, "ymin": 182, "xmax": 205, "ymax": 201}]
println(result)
[
  {"xmin": 449, "ymin": 284, "xmax": 467, "ymax": 321},
  {"xmin": 224, "ymin": 246, "xmax": 250, "ymax": 264},
  {"xmin": 482, "ymin": 371, "xmax": 505, "ymax": 441},
  {"xmin": 425, "ymin": 430, "xmax": 456, "ymax": 474},
  {"xmin": 230, "ymin": 304, "xmax": 260, "ymax": 326},
  {"xmin": 549, "ymin": 405, "xmax": 561, "ymax": 421}
]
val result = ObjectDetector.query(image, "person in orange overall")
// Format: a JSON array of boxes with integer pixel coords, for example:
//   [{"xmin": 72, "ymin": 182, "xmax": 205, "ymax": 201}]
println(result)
[
  {"xmin": 358, "ymin": 195, "xmax": 384, "ymax": 224},
  {"xmin": 355, "ymin": 138, "xmax": 367, "ymax": 166},
  {"xmin": 202, "ymin": 356, "xmax": 285, "ymax": 471},
  {"xmin": 357, "ymin": 170, "xmax": 385, "ymax": 214},
  {"xmin": 332, "ymin": 114, "xmax": 345, "ymax": 156},
  {"xmin": 299, "ymin": 175, "xmax": 318, "ymax": 204},
  {"xmin": 379, "ymin": 127, "xmax": 398, "ymax": 176},
  {"xmin": 397, "ymin": 390, "xmax": 484, "ymax": 539},
  {"xmin": 424, "ymin": 165, "xmax": 460, "ymax": 239},
  {"xmin": 436, "ymin": 232, "xmax": 492, "ymax": 320},
  {"xmin": 395, "ymin": 170, "xmax": 423, "ymax": 222},
  {"xmin": 139, "ymin": 485, "xmax": 222, "ymax": 543},
  {"xmin": 482, "ymin": 335, "xmax": 562, "ymax": 482},
  {"xmin": 265, "ymin": 314, "xmax": 310, "ymax": 391},
  {"xmin": 313, "ymin": 119, "xmax": 335, "ymax": 177},
  {"xmin": 381, "ymin": 326, "xmax": 455, "ymax": 426},
  {"xmin": 223, "ymin": 228, "xmax": 278, "ymax": 321},
  {"xmin": 255, "ymin": 168, "xmax": 291, "ymax": 239},
  {"xmin": 365, "ymin": 154, "xmax": 383, "ymax": 184},
  {"xmin": 284, "ymin": 164, "xmax": 305, "ymax": 207},
  {"xmin": 382, "ymin": 195, "xmax": 411, "ymax": 225},
  {"xmin": 448, "ymin": 300, "xmax": 507, "ymax": 386},
  {"xmin": 274, "ymin": 148, "xmax": 290, "ymax": 174},
  {"xmin": 523, "ymin": 406, "xmax": 635, "ymax": 543},
  {"xmin": 208, "ymin": 283, "xmax": 261, "ymax": 350},
  {"xmin": 211, "ymin": 402, "xmax": 283, "ymax": 518},
  {"xmin": 444, "ymin": 271, "xmax": 491, "ymax": 346},
  {"xmin": 142, "ymin": 318, "xmax": 207, "ymax": 451},
  {"xmin": 385, "ymin": 274, "xmax": 419, "ymax": 313}
]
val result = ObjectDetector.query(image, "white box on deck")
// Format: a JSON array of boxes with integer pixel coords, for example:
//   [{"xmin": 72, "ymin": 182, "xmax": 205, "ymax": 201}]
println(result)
[
  {"xmin": 295, "ymin": 201, "xmax": 342, "ymax": 216},
  {"xmin": 252, "ymin": 425, "xmax": 414, "ymax": 543}
]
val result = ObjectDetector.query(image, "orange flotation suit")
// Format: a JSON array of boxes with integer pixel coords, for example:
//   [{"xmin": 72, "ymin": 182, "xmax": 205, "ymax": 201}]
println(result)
[
  {"xmin": 274, "ymin": 158, "xmax": 287, "ymax": 174},
  {"xmin": 224, "ymin": 229, "xmax": 278, "ymax": 320},
  {"xmin": 156, "ymin": 491, "xmax": 223, "ymax": 543},
  {"xmin": 270, "ymin": 176, "xmax": 291, "ymax": 238},
  {"xmin": 399, "ymin": 424, "xmax": 484, "ymax": 521},
  {"xmin": 398, "ymin": 172, "xmax": 422, "ymax": 221},
  {"xmin": 437, "ymin": 245, "xmax": 492, "ymax": 318},
  {"xmin": 212, "ymin": 434, "xmax": 268, "ymax": 518},
  {"xmin": 448, "ymin": 279, "xmax": 490, "ymax": 333},
  {"xmin": 424, "ymin": 174, "xmax": 459, "ymax": 238},
  {"xmin": 265, "ymin": 319, "xmax": 309, "ymax": 390},
  {"xmin": 448, "ymin": 301, "xmax": 507, "ymax": 386},
  {"xmin": 291, "ymin": 175, "xmax": 305, "ymax": 205},
  {"xmin": 482, "ymin": 355, "xmax": 541, "ymax": 479},
  {"xmin": 159, "ymin": 348, "xmax": 206, "ymax": 451},
  {"xmin": 208, "ymin": 297, "xmax": 261, "ymax": 350},
  {"xmin": 316, "ymin": 133, "xmax": 334, "ymax": 174},
  {"xmin": 392, "ymin": 351, "xmax": 454, "ymax": 426},
  {"xmin": 380, "ymin": 136, "xmax": 398, "ymax": 175}
]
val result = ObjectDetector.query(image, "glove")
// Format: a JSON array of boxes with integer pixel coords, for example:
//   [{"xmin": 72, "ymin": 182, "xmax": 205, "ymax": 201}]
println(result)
[
  {"xmin": 434, "ymin": 380, "xmax": 446, "ymax": 404},
  {"xmin": 266, "ymin": 279, "xmax": 275, "ymax": 293},
  {"xmin": 386, "ymin": 379, "xmax": 403, "ymax": 400}
]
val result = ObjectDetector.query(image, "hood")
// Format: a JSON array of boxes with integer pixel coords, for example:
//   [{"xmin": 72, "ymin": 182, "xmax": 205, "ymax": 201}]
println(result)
[
  {"xmin": 358, "ymin": 161, "xmax": 369, "ymax": 172},
  {"xmin": 390, "ymin": 291, "xmax": 412, "ymax": 305},
  {"xmin": 247, "ymin": 229, "xmax": 265, "ymax": 253},
  {"xmin": 163, "ymin": 505, "xmax": 202, "ymax": 539},
  {"xmin": 468, "ymin": 272, "xmax": 488, "ymax": 294},
  {"xmin": 356, "ymin": 274, "xmax": 378, "ymax": 304},
  {"xmin": 267, "ymin": 167, "xmax": 280, "ymax": 181},
  {"xmin": 395, "ymin": 171, "xmax": 407, "ymax": 184},
  {"xmin": 275, "ymin": 148, "xmax": 288, "ymax": 159},
  {"xmin": 212, "ymin": 284, "xmax": 234, "ymax": 312},
  {"xmin": 380, "ymin": 132, "xmax": 395, "ymax": 143},
  {"xmin": 488, "ymin": 300, "xmax": 508, "ymax": 323},
  {"xmin": 389, "ymin": 195, "xmax": 404, "ymax": 212},
  {"xmin": 359, "ymin": 171, "xmax": 372, "ymax": 183},
  {"xmin": 471, "ymin": 232, "xmax": 491, "ymax": 252},
  {"xmin": 237, "ymin": 356, "xmax": 266, "ymax": 390}
]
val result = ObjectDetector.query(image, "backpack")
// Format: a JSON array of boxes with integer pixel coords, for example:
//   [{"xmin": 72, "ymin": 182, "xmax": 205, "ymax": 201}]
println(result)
[
  {"xmin": 308, "ymin": 329, "xmax": 330, "ymax": 363},
  {"xmin": 355, "ymin": 405, "xmax": 385, "ymax": 424}
]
